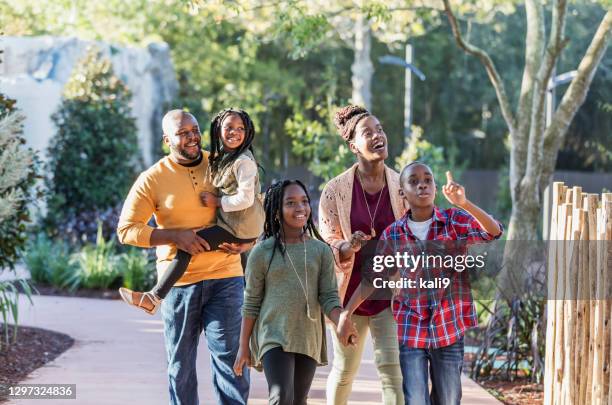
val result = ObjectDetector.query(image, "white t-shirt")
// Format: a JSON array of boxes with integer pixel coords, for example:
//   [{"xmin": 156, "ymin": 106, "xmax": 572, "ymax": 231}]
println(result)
[{"xmin": 406, "ymin": 216, "xmax": 433, "ymax": 240}]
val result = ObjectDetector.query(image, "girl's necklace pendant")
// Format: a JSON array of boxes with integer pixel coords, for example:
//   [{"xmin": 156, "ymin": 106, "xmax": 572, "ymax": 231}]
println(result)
[{"xmin": 371, "ymin": 227, "xmax": 376, "ymax": 238}]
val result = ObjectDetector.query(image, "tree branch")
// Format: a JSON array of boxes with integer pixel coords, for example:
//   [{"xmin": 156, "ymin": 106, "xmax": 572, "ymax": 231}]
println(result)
[
  {"xmin": 517, "ymin": 0, "xmax": 544, "ymax": 127},
  {"xmin": 442, "ymin": 0, "xmax": 517, "ymax": 134},
  {"xmin": 513, "ymin": 0, "xmax": 544, "ymax": 200},
  {"xmin": 524, "ymin": 0, "xmax": 568, "ymax": 186},
  {"xmin": 540, "ymin": 10, "xmax": 611, "ymax": 185}
]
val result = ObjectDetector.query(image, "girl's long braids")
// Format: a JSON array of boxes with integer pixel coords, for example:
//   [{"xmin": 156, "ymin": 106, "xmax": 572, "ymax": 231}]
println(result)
[
  {"xmin": 263, "ymin": 180, "xmax": 327, "ymax": 272},
  {"xmin": 209, "ymin": 108, "xmax": 256, "ymax": 177}
]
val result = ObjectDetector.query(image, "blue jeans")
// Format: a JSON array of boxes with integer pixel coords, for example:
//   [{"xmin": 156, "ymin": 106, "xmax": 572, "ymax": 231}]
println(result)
[
  {"xmin": 161, "ymin": 276, "xmax": 250, "ymax": 405},
  {"xmin": 399, "ymin": 338, "xmax": 464, "ymax": 405}
]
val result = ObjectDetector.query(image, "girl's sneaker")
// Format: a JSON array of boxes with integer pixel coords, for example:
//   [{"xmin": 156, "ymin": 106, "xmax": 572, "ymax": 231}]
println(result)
[{"xmin": 118, "ymin": 288, "xmax": 161, "ymax": 315}]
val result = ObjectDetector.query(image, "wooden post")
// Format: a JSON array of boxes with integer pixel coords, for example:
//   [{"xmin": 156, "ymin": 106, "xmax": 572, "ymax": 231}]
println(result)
[
  {"xmin": 544, "ymin": 182, "xmax": 565, "ymax": 405},
  {"xmin": 591, "ymin": 203, "xmax": 605, "ymax": 404},
  {"xmin": 576, "ymin": 204, "xmax": 590, "ymax": 405},
  {"xmin": 602, "ymin": 194, "xmax": 612, "ymax": 404},
  {"xmin": 543, "ymin": 186, "xmax": 612, "ymax": 405},
  {"xmin": 584, "ymin": 194, "xmax": 599, "ymax": 405},
  {"xmin": 560, "ymin": 201, "xmax": 573, "ymax": 404}
]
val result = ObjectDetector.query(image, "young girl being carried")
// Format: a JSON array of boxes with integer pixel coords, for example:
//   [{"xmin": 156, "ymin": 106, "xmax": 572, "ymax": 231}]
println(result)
[
  {"xmin": 119, "ymin": 108, "xmax": 264, "ymax": 314},
  {"xmin": 233, "ymin": 180, "xmax": 357, "ymax": 405}
]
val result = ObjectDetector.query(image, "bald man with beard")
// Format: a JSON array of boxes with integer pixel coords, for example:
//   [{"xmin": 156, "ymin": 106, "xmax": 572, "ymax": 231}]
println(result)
[{"xmin": 117, "ymin": 110, "xmax": 251, "ymax": 405}]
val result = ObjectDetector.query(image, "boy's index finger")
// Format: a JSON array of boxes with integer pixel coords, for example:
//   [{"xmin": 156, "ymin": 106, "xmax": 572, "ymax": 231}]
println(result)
[{"xmin": 446, "ymin": 171, "xmax": 454, "ymax": 184}]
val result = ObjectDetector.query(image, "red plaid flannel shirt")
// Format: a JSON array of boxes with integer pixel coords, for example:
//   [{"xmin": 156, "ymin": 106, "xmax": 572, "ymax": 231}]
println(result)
[{"xmin": 378, "ymin": 206, "xmax": 503, "ymax": 349}]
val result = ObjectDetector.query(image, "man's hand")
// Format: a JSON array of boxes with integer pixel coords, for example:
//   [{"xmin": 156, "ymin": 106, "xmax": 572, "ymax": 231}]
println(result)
[
  {"xmin": 200, "ymin": 191, "xmax": 221, "ymax": 208},
  {"xmin": 442, "ymin": 171, "xmax": 467, "ymax": 207},
  {"xmin": 172, "ymin": 229, "xmax": 210, "ymax": 255},
  {"xmin": 219, "ymin": 241, "xmax": 255, "ymax": 255},
  {"xmin": 233, "ymin": 344, "xmax": 251, "ymax": 376}
]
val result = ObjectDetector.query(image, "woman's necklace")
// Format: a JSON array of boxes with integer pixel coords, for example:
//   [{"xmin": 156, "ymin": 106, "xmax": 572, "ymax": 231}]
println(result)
[
  {"xmin": 284, "ymin": 236, "xmax": 317, "ymax": 322},
  {"xmin": 357, "ymin": 169, "xmax": 386, "ymax": 237}
]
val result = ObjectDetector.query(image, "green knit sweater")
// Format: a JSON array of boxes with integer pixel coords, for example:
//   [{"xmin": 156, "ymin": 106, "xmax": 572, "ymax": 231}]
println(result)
[{"xmin": 242, "ymin": 237, "xmax": 341, "ymax": 370}]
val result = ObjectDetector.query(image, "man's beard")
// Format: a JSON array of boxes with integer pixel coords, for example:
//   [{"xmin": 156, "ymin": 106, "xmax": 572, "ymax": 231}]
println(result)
[{"xmin": 174, "ymin": 144, "xmax": 201, "ymax": 160}]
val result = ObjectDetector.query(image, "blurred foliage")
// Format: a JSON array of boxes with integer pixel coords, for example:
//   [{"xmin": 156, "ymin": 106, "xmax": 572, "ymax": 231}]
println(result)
[
  {"xmin": 73, "ymin": 224, "xmax": 121, "ymax": 290},
  {"xmin": 23, "ymin": 233, "xmax": 78, "ymax": 290},
  {"xmin": 0, "ymin": 278, "xmax": 33, "ymax": 348},
  {"xmin": 117, "ymin": 247, "xmax": 156, "ymax": 291},
  {"xmin": 45, "ymin": 46, "xmax": 141, "ymax": 243},
  {"xmin": 0, "ymin": 57, "xmax": 37, "ymax": 349},
  {"xmin": 287, "ymin": 106, "xmax": 354, "ymax": 186},
  {"xmin": 24, "ymin": 227, "xmax": 156, "ymax": 292},
  {"xmin": 0, "ymin": 0, "xmax": 608, "ymax": 181},
  {"xmin": 0, "ymin": 94, "xmax": 40, "ymax": 271},
  {"xmin": 285, "ymin": 62, "xmax": 355, "ymax": 185}
]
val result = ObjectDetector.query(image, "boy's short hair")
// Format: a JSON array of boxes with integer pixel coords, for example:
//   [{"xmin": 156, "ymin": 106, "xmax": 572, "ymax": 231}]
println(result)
[{"xmin": 399, "ymin": 161, "xmax": 433, "ymax": 185}]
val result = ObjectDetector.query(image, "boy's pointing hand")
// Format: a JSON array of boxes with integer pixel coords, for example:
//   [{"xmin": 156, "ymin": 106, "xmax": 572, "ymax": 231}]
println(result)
[{"xmin": 442, "ymin": 171, "xmax": 467, "ymax": 207}]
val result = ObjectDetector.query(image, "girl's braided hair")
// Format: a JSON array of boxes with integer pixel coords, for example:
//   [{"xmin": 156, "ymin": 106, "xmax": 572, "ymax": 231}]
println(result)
[
  {"xmin": 262, "ymin": 180, "xmax": 327, "ymax": 271},
  {"xmin": 209, "ymin": 108, "xmax": 256, "ymax": 177}
]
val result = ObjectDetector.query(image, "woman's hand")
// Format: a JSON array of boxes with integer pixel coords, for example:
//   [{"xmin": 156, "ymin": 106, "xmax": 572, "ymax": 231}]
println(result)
[
  {"xmin": 442, "ymin": 171, "xmax": 467, "ymax": 208},
  {"xmin": 336, "ymin": 310, "xmax": 358, "ymax": 346},
  {"xmin": 200, "ymin": 191, "xmax": 221, "ymax": 208},
  {"xmin": 340, "ymin": 231, "xmax": 371, "ymax": 259},
  {"xmin": 233, "ymin": 344, "xmax": 251, "ymax": 376}
]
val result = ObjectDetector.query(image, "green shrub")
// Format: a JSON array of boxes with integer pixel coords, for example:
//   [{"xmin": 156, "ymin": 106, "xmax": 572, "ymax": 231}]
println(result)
[
  {"xmin": 73, "ymin": 224, "xmax": 120, "ymax": 289},
  {"xmin": 118, "ymin": 247, "xmax": 156, "ymax": 291},
  {"xmin": 287, "ymin": 105, "xmax": 354, "ymax": 187},
  {"xmin": 23, "ymin": 234, "xmax": 78, "ymax": 290},
  {"xmin": 45, "ymin": 46, "xmax": 141, "ymax": 244},
  {"xmin": 0, "ymin": 279, "xmax": 33, "ymax": 348},
  {"xmin": 43, "ymin": 241, "xmax": 77, "ymax": 290},
  {"xmin": 0, "ymin": 99, "xmax": 40, "ymax": 271},
  {"xmin": 23, "ymin": 234, "xmax": 54, "ymax": 285},
  {"xmin": 0, "ymin": 82, "xmax": 39, "ymax": 349}
]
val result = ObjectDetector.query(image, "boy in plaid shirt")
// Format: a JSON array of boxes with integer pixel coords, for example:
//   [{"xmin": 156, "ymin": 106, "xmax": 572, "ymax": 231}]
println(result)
[{"xmin": 338, "ymin": 162, "xmax": 503, "ymax": 405}]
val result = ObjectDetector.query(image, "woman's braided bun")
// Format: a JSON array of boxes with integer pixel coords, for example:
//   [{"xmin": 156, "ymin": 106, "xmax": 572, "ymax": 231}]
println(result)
[{"xmin": 333, "ymin": 105, "xmax": 370, "ymax": 141}]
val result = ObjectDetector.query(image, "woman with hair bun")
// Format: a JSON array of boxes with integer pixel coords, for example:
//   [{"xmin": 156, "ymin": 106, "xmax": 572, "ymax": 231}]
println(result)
[{"xmin": 319, "ymin": 105, "xmax": 405, "ymax": 404}]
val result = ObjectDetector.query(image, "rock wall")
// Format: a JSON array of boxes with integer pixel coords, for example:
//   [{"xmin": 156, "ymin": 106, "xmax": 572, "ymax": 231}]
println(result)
[{"xmin": 0, "ymin": 36, "xmax": 178, "ymax": 166}]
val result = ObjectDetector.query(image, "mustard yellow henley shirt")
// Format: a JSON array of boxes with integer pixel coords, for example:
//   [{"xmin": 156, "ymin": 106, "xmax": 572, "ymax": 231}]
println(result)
[{"xmin": 117, "ymin": 152, "xmax": 243, "ymax": 285}]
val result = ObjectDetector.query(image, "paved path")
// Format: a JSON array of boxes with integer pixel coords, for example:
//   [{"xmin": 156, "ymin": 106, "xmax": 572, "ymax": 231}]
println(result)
[{"xmin": 9, "ymin": 295, "xmax": 500, "ymax": 404}]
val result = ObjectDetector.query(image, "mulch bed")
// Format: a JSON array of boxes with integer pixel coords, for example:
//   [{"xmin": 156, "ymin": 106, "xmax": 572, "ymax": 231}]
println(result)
[
  {"xmin": 0, "ymin": 324, "xmax": 74, "ymax": 402},
  {"xmin": 478, "ymin": 378, "xmax": 543, "ymax": 405},
  {"xmin": 464, "ymin": 327, "xmax": 544, "ymax": 404}
]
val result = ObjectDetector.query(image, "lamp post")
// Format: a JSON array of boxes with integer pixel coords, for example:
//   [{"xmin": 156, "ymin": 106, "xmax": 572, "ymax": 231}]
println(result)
[
  {"xmin": 542, "ymin": 70, "xmax": 578, "ymax": 240},
  {"xmin": 379, "ymin": 44, "xmax": 426, "ymax": 148}
]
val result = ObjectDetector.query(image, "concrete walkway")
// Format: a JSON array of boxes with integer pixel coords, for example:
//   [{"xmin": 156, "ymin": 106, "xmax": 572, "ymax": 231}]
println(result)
[{"xmin": 9, "ymin": 295, "xmax": 500, "ymax": 404}]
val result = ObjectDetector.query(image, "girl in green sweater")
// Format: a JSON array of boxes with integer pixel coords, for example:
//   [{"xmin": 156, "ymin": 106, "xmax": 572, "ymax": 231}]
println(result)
[{"xmin": 233, "ymin": 180, "xmax": 357, "ymax": 405}]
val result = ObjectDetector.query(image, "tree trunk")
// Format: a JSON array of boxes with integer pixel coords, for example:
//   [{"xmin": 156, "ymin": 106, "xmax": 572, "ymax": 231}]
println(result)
[
  {"xmin": 507, "ymin": 189, "xmax": 542, "ymax": 242},
  {"xmin": 351, "ymin": 14, "xmax": 373, "ymax": 110}
]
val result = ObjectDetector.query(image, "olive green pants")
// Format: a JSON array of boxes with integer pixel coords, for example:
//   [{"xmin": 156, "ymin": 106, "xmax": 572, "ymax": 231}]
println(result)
[{"xmin": 326, "ymin": 307, "xmax": 404, "ymax": 405}]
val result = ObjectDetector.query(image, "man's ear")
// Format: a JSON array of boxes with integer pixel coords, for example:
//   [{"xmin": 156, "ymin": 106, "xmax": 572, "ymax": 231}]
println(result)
[
  {"xmin": 162, "ymin": 134, "xmax": 170, "ymax": 146},
  {"xmin": 399, "ymin": 188, "xmax": 405, "ymax": 198}
]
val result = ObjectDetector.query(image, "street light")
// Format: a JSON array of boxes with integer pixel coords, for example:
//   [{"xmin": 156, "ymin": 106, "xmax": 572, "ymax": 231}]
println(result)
[
  {"xmin": 379, "ymin": 44, "xmax": 426, "ymax": 146},
  {"xmin": 546, "ymin": 70, "xmax": 577, "ymax": 127},
  {"xmin": 542, "ymin": 70, "xmax": 578, "ymax": 240}
]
